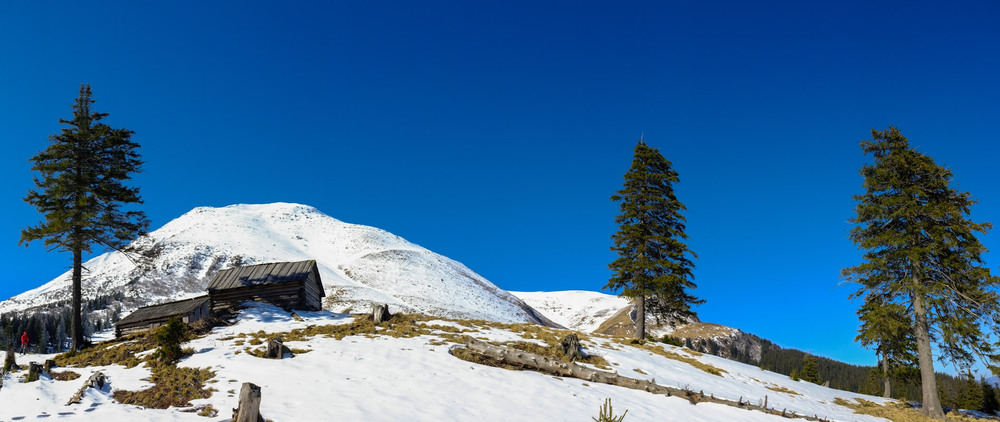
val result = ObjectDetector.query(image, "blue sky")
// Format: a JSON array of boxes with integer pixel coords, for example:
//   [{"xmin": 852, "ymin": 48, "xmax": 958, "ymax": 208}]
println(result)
[{"xmin": 2, "ymin": 1, "xmax": 998, "ymax": 368}]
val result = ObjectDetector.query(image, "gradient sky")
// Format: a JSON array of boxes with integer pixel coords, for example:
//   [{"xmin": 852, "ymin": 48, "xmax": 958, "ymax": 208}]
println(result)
[{"xmin": 2, "ymin": 1, "xmax": 998, "ymax": 369}]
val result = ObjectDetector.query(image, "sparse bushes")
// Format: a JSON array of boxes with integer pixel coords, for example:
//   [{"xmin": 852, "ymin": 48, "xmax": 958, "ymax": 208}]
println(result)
[
  {"xmin": 592, "ymin": 398, "xmax": 627, "ymax": 422},
  {"xmin": 659, "ymin": 335, "xmax": 683, "ymax": 347}
]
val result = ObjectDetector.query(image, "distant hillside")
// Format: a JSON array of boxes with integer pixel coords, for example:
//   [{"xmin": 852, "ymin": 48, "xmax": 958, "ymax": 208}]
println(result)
[{"xmin": 512, "ymin": 290, "xmax": 979, "ymax": 405}]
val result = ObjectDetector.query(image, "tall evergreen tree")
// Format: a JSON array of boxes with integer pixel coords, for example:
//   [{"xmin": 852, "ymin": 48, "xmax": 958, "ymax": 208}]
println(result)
[
  {"xmin": 20, "ymin": 84, "xmax": 149, "ymax": 351},
  {"xmin": 607, "ymin": 139, "xmax": 702, "ymax": 339},
  {"xmin": 843, "ymin": 127, "xmax": 1000, "ymax": 419}
]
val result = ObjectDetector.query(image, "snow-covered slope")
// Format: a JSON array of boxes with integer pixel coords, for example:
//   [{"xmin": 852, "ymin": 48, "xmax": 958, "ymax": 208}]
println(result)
[
  {"xmin": 0, "ymin": 203, "xmax": 552, "ymax": 325},
  {"xmin": 511, "ymin": 290, "xmax": 629, "ymax": 333},
  {"xmin": 0, "ymin": 304, "xmax": 893, "ymax": 421}
]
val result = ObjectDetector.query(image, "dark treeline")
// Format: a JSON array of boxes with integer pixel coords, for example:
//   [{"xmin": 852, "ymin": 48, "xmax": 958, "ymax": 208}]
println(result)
[
  {"xmin": 0, "ymin": 292, "xmax": 124, "ymax": 352},
  {"xmin": 681, "ymin": 335, "xmax": 999, "ymax": 412}
]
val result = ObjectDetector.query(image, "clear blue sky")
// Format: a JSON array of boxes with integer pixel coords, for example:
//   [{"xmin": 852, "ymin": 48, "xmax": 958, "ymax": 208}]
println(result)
[{"xmin": 2, "ymin": 1, "xmax": 998, "ymax": 368}]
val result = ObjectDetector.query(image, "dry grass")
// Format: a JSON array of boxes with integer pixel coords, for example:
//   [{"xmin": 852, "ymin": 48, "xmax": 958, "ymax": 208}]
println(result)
[
  {"xmin": 620, "ymin": 340, "xmax": 727, "ymax": 377},
  {"xmin": 669, "ymin": 323, "xmax": 736, "ymax": 340},
  {"xmin": 112, "ymin": 364, "xmax": 216, "ymax": 409},
  {"xmin": 49, "ymin": 370, "xmax": 82, "ymax": 381},
  {"xmin": 765, "ymin": 384, "xmax": 800, "ymax": 396},
  {"xmin": 833, "ymin": 398, "xmax": 981, "ymax": 422},
  {"xmin": 55, "ymin": 331, "xmax": 157, "ymax": 369}
]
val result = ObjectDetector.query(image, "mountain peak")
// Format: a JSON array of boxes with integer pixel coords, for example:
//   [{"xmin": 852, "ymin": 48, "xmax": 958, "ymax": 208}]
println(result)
[{"xmin": 1, "ymin": 203, "xmax": 551, "ymax": 327}]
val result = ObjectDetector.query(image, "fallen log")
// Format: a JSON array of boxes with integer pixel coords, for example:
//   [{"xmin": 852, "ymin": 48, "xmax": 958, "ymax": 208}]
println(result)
[
  {"xmin": 66, "ymin": 371, "xmax": 106, "ymax": 405},
  {"xmin": 455, "ymin": 338, "xmax": 834, "ymax": 422}
]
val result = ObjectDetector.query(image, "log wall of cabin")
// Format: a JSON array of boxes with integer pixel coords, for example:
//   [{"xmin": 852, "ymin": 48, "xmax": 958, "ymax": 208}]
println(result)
[{"xmin": 210, "ymin": 281, "xmax": 322, "ymax": 311}]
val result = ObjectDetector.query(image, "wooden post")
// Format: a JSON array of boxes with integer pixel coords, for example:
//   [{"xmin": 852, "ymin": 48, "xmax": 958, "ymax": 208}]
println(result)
[
  {"xmin": 373, "ymin": 304, "xmax": 391, "ymax": 324},
  {"xmin": 233, "ymin": 382, "xmax": 264, "ymax": 422}
]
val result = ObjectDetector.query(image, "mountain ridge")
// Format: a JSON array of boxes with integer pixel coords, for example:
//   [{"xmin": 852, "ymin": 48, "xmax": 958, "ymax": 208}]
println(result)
[{"xmin": 0, "ymin": 203, "xmax": 555, "ymax": 327}]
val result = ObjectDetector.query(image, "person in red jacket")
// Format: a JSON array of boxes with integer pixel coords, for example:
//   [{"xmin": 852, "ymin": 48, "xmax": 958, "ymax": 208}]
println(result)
[{"xmin": 20, "ymin": 331, "xmax": 29, "ymax": 355}]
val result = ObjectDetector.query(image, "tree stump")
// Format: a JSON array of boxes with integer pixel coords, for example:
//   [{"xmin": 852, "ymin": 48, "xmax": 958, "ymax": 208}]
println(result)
[
  {"xmin": 3, "ymin": 347, "xmax": 17, "ymax": 373},
  {"xmin": 373, "ymin": 304, "xmax": 391, "ymax": 324},
  {"xmin": 560, "ymin": 334, "xmax": 585, "ymax": 361},
  {"xmin": 27, "ymin": 362, "xmax": 42, "ymax": 382},
  {"xmin": 233, "ymin": 382, "xmax": 265, "ymax": 422},
  {"xmin": 265, "ymin": 338, "xmax": 292, "ymax": 359},
  {"xmin": 44, "ymin": 359, "xmax": 57, "ymax": 373}
]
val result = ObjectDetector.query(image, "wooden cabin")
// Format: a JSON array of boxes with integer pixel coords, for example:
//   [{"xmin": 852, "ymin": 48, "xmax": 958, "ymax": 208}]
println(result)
[
  {"xmin": 115, "ymin": 295, "xmax": 210, "ymax": 337},
  {"xmin": 207, "ymin": 260, "xmax": 325, "ymax": 312}
]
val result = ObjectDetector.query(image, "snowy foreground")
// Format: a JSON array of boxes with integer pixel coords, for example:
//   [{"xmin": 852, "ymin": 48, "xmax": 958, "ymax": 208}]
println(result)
[{"xmin": 2, "ymin": 304, "xmax": 892, "ymax": 421}]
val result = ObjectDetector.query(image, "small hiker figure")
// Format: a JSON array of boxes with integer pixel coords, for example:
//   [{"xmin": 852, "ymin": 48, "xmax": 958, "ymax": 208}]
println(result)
[{"xmin": 20, "ymin": 331, "xmax": 29, "ymax": 355}]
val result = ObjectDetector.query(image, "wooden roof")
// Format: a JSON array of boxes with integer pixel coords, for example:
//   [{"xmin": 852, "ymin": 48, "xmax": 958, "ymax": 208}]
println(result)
[
  {"xmin": 206, "ymin": 260, "xmax": 324, "ymax": 296},
  {"xmin": 116, "ymin": 295, "xmax": 209, "ymax": 327}
]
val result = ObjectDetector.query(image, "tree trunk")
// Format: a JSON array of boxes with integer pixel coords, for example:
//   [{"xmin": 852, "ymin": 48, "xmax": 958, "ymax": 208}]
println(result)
[
  {"xmin": 635, "ymin": 295, "xmax": 646, "ymax": 340},
  {"xmin": 373, "ymin": 304, "xmax": 391, "ymax": 324},
  {"xmin": 881, "ymin": 355, "xmax": 891, "ymax": 399},
  {"xmin": 71, "ymin": 247, "xmax": 83, "ymax": 351},
  {"xmin": 233, "ymin": 382, "xmax": 264, "ymax": 422},
  {"xmin": 913, "ymin": 291, "xmax": 945, "ymax": 419}
]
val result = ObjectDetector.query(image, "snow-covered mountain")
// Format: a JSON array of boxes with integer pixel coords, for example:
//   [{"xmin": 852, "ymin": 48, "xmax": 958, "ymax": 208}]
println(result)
[
  {"xmin": 0, "ymin": 203, "xmax": 554, "ymax": 326},
  {"xmin": 511, "ymin": 290, "xmax": 629, "ymax": 333}
]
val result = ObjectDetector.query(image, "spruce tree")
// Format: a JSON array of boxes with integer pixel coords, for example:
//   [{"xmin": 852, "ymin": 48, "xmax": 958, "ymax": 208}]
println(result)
[
  {"xmin": 855, "ymin": 294, "xmax": 917, "ymax": 398},
  {"xmin": 607, "ymin": 139, "xmax": 701, "ymax": 339},
  {"xmin": 21, "ymin": 84, "xmax": 149, "ymax": 351},
  {"xmin": 843, "ymin": 127, "xmax": 1000, "ymax": 419},
  {"xmin": 980, "ymin": 379, "xmax": 1000, "ymax": 414},
  {"xmin": 800, "ymin": 355, "xmax": 821, "ymax": 384}
]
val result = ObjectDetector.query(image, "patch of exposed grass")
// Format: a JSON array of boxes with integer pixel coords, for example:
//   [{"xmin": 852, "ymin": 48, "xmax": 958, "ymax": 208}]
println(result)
[
  {"xmin": 49, "ymin": 370, "xmax": 82, "ymax": 381},
  {"xmin": 634, "ymin": 368, "xmax": 648, "ymax": 375},
  {"xmin": 233, "ymin": 314, "xmax": 476, "ymax": 347},
  {"xmin": 833, "ymin": 398, "xmax": 979, "ymax": 422},
  {"xmin": 765, "ymin": 384, "xmax": 800, "ymax": 396},
  {"xmin": 619, "ymin": 340, "xmax": 726, "ymax": 377},
  {"xmin": 113, "ymin": 364, "xmax": 216, "ymax": 409},
  {"xmin": 56, "ymin": 331, "xmax": 157, "ymax": 368}
]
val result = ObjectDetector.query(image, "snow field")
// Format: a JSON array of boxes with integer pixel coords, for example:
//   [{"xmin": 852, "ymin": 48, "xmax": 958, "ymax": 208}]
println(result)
[{"xmin": 2, "ymin": 303, "xmax": 891, "ymax": 421}]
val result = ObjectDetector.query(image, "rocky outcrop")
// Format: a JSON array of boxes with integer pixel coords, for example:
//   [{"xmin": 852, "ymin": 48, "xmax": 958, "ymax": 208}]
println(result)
[{"xmin": 670, "ymin": 323, "xmax": 765, "ymax": 364}]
